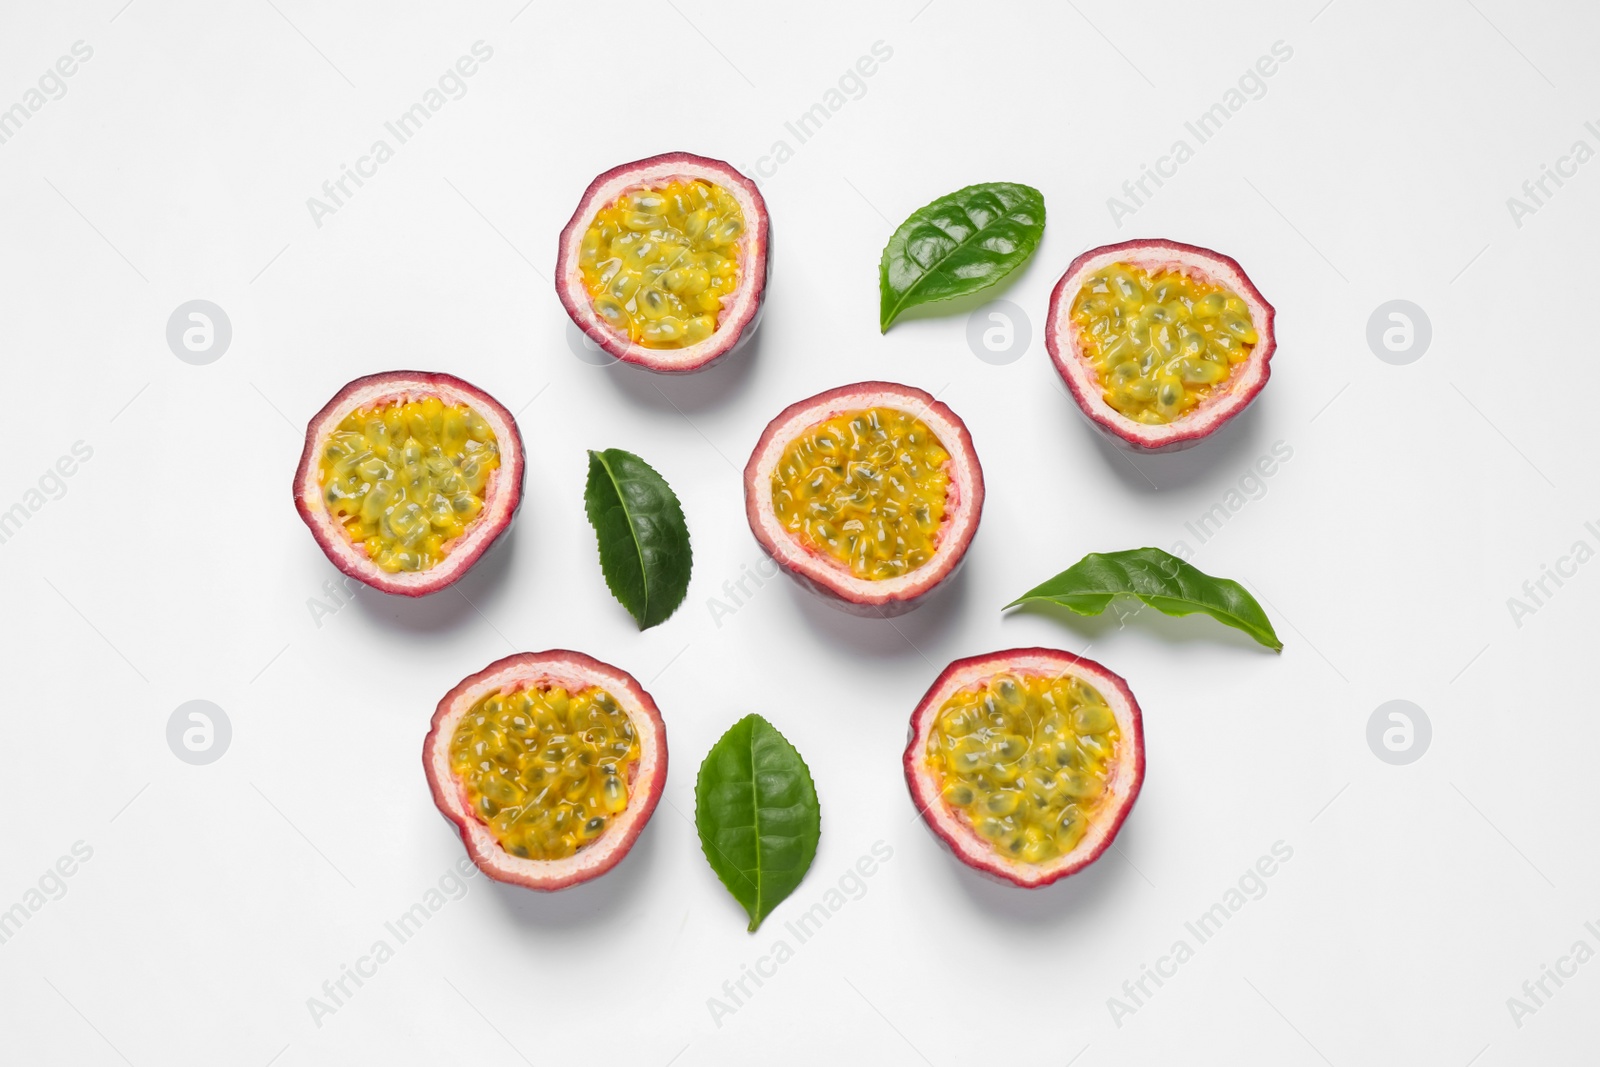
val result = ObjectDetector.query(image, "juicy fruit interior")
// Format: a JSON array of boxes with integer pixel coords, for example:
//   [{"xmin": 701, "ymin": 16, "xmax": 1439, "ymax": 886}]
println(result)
[
  {"xmin": 927, "ymin": 671, "xmax": 1121, "ymax": 865},
  {"xmin": 1071, "ymin": 262, "xmax": 1259, "ymax": 425},
  {"xmin": 448, "ymin": 683, "xmax": 641, "ymax": 861},
  {"xmin": 578, "ymin": 179, "xmax": 744, "ymax": 349},
  {"xmin": 770, "ymin": 407, "xmax": 950, "ymax": 581},
  {"xmin": 318, "ymin": 398, "xmax": 499, "ymax": 573}
]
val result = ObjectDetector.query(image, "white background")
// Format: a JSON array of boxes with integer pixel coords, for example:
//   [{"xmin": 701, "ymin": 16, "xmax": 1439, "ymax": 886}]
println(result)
[{"xmin": 1, "ymin": 1, "xmax": 1595, "ymax": 1064}]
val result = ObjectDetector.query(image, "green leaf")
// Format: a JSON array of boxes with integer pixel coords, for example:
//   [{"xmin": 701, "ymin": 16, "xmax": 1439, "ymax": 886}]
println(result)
[
  {"xmin": 878, "ymin": 181, "xmax": 1046, "ymax": 332},
  {"xmin": 583, "ymin": 448, "xmax": 692, "ymax": 630},
  {"xmin": 1007, "ymin": 547, "xmax": 1283, "ymax": 651},
  {"xmin": 694, "ymin": 714, "xmax": 821, "ymax": 932}
]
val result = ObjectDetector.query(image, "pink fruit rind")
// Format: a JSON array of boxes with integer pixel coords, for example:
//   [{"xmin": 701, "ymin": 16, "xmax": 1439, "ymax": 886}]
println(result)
[
  {"xmin": 555, "ymin": 152, "xmax": 770, "ymax": 374},
  {"xmin": 1046, "ymin": 238, "xmax": 1276, "ymax": 453},
  {"xmin": 423, "ymin": 651, "xmax": 668, "ymax": 891},
  {"xmin": 903, "ymin": 647, "xmax": 1145, "ymax": 888},
  {"xmin": 293, "ymin": 370, "xmax": 525, "ymax": 597},
  {"xmin": 743, "ymin": 381, "xmax": 984, "ymax": 617}
]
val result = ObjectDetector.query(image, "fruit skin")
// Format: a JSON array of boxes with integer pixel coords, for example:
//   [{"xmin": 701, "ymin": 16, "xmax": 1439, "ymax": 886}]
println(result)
[
  {"xmin": 1045, "ymin": 238, "xmax": 1276, "ymax": 453},
  {"xmin": 423, "ymin": 650, "xmax": 668, "ymax": 892},
  {"xmin": 743, "ymin": 381, "xmax": 984, "ymax": 617},
  {"xmin": 292, "ymin": 371, "xmax": 525, "ymax": 597},
  {"xmin": 555, "ymin": 152, "xmax": 770, "ymax": 374},
  {"xmin": 903, "ymin": 647, "xmax": 1145, "ymax": 888}
]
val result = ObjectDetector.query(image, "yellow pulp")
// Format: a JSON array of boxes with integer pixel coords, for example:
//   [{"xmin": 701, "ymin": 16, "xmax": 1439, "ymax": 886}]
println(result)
[
  {"xmin": 578, "ymin": 179, "xmax": 745, "ymax": 349},
  {"xmin": 770, "ymin": 407, "xmax": 950, "ymax": 581},
  {"xmin": 1071, "ymin": 262, "xmax": 1258, "ymax": 425},
  {"xmin": 927, "ymin": 671, "xmax": 1121, "ymax": 865},
  {"xmin": 448, "ymin": 684, "xmax": 641, "ymax": 861},
  {"xmin": 318, "ymin": 398, "xmax": 500, "ymax": 573}
]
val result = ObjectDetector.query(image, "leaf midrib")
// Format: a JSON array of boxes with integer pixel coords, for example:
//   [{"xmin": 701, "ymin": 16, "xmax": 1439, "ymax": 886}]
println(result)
[
  {"xmin": 746, "ymin": 722, "xmax": 763, "ymax": 929},
  {"xmin": 594, "ymin": 450, "xmax": 650, "ymax": 621}
]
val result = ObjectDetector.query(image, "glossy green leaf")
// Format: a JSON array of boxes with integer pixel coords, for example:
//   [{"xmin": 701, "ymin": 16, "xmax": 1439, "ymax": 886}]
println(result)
[
  {"xmin": 878, "ymin": 181, "xmax": 1046, "ymax": 331},
  {"xmin": 583, "ymin": 448, "xmax": 691, "ymax": 629},
  {"xmin": 1007, "ymin": 547, "xmax": 1282, "ymax": 651},
  {"xmin": 695, "ymin": 714, "xmax": 821, "ymax": 932}
]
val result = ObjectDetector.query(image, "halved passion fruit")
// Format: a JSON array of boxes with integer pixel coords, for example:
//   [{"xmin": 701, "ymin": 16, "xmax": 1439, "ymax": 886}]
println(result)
[
  {"xmin": 293, "ymin": 371, "xmax": 524, "ymax": 596},
  {"xmin": 556, "ymin": 152, "xmax": 770, "ymax": 373},
  {"xmin": 423, "ymin": 651, "xmax": 667, "ymax": 891},
  {"xmin": 1046, "ymin": 239, "xmax": 1275, "ymax": 452},
  {"xmin": 744, "ymin": 382, "xmax": 983, "ymax": 616},
  {"xmin": 904, "ymin": 648, "xmax": 1144, "ymax": 887}
]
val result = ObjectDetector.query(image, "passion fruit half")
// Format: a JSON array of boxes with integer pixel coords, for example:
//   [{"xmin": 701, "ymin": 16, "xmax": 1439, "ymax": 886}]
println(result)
[
  {"xmin": 904, "ymin": 648, "xmax": 1144, "ymax": 887},
  {"xmin": 1046, "ymin": 239, "xmax": 1275, "ymax": 452},
  {"xmin": 423, "ymin": 651, "xmax": 667, "ymax": 891},
  {"xmin": 556, "ymin": 152, "xmax": 770, "ymax": 373},
  {"xmin": 744, "ymin": 382, "xmax": 984, "ymax": 616},
  {"xmin": 293, "ymin": 371, "xmax": 524, "ymax": 596}
]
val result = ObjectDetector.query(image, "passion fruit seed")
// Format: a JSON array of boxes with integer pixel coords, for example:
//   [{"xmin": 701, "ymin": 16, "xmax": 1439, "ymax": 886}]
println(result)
[
  {"xmin": 770, "ymin": 407, "xmax": 950, "ymax": 582},
  {"xmin": 578, "ymin": 179, "xmax": 744, "ymax": 350},
  {"xmin": 927, "ymin": 671, "xmax": 1121, "ymax": 865},
  {"xmin": 448, "ymin": 684, "xmax": 641, "ymax": 861},
  {"xmin": 317, "ymin": 397, "xmax": 499, "ymax": 574},
  {"xmin": 1071, "ymin": 262, "xmax": 1258, "ymax": 425}
]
